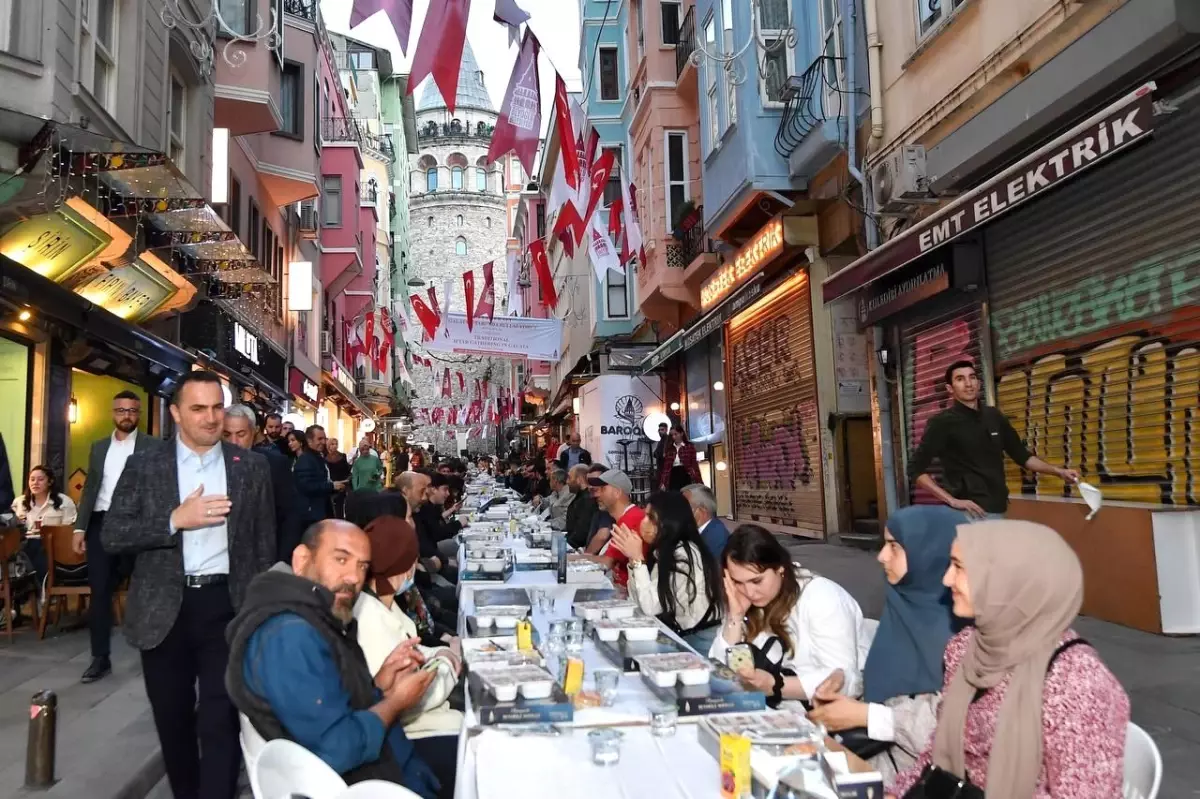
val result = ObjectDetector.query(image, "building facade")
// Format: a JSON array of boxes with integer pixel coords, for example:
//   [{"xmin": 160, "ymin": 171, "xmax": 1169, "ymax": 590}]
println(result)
[
  {"xmin": 824, "ymin": 0, "xmax": 1200, "ymax": 633},
  {"xmin": 405, "ymin": 41, "xmax": 511, "ymax": 452}
]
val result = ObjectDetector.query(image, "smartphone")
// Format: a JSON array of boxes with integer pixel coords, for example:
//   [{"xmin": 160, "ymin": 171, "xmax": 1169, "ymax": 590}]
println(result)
[{"xmin": 727, "ymin": 643, "xmax": 754, "ymax": 673}]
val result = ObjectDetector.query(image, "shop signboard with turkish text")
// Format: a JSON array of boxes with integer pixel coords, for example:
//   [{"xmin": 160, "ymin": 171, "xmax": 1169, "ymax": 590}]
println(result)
[
  {"xmin": 857, "ymin": 261, "xmax": 950, "ymax": 327},
  {"xmin": 290, "ymin": 368, "xmax": 321, "ymax": 405}
]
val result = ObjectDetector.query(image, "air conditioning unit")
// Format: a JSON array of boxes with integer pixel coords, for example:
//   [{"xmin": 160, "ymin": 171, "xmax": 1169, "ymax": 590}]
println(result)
[
  {"xmin": 871, "ymin": 145, "xmax": 936, "ymax": 215},
  {"xmin": 299, "ymin": 204, "xmax": 318, "ymax": 234},
  {"xmin": 321, "ymin": 331, "xmax": 333, "ymax": 356}
]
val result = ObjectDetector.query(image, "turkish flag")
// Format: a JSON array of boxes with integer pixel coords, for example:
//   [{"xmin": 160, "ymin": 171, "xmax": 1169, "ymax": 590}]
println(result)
[
  {"xmin": 410, "ymin": 294, "xmax": 440, "ymax": 340},
  {"xmin": 622, "ymin": 179, "xmax": 645, "ymax": 268},
  {"xmin": 449, "ymin": 406, "xmax": 459, "ymax": 425},
  {"xmin": 406, "ymin": 0, "xmax": 470, "ymax": 113},
  {"xmin": 427, "ymin": 285, "xmax": 441, "ymax": 320},
  {"xmin": 482, "ymin": 378, "xmax": 490, "ymax": 397},
  {"xmin": 350, "ymin": 0, "xmax": 413, "ymax": 54},
  {"xmin": 552, "ymin": 199, "xmax": 587, "ymax": 252},
  {"xmin": 457, "ymin": 371, "xmax": 465, "ymax": 392},
  {"xmin": 474, "ymin": 378, "xmax": 482, "ymax": 400},
  {"xmin": 463, "ymin": 269, "xmax": 476, "ymax": 331},
  {"xmin": 487, "ymin": 29, "xmax": 541, "ymax": 176},
  {"xmin": 583, "ymin": 148, "xmax": 616, "ymax": 227},
  {"xmin": 477, "ymin": 261, "xmax": 496, "ymax": 322},
  {"xmin": 554, "ymin": 75, "xmax": 579, "ymax": 190},
  {"xmin": 529, "ymin": 240, "xmax": 556, "ymax": 310},
  {"xmin": 441, "ymin": 368, "xmax": 452, "ymax": 399},
  {"xmin": 608, "ymin": 196, "xmax": 624, "ymax": 243},
  {"xmin": 375, "ymin": 340, "xmax": 391, "ymax": 374}
]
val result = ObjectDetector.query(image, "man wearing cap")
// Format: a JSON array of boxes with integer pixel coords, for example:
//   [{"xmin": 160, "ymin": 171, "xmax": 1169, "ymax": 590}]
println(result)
[{"xmin": 577, "ymin": 469, "xmax": 646, "ymax": 588}]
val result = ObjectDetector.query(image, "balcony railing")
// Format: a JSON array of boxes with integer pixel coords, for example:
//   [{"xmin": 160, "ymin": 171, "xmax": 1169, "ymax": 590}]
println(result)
[
  {"xmin": 322, "ymin": 116, "xmax": 363, "ymax": 144},
  {"xmin": 282, "ymin": 0, "xmax": 316, "ymax": 21},
  {"xmin": 774, "ymin": 55, "xmax": 847, "ymax": 158},
  {"xmin": 361, "ymin": 183, "xmax": 379, "ymax": 205},
  {"xmin": 417, "ymin": 120, "xmax": 496, "ymax": 142},
  {"xmin": 677, "ymin": 205, "xmax": 713, "ymax": 266},
  {"xmin": 676, "ymin": 6, "xmax": 696, "ymax": 79}
]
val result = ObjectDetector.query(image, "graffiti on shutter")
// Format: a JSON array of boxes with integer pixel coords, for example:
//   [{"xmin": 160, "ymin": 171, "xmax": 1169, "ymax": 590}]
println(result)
[{"xmin": 729, "ymin": 272, "xmax": 824, "ymax": 534}]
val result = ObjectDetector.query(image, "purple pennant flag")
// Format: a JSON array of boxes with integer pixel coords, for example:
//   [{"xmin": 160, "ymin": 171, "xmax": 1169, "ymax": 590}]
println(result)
[
  {"xmin": 350, "ymin": 0, "xmax": 414, "ymax": 55},
  {"xmin": 493, "ymin": 0, "xmax": 530, "ymax": 46}
]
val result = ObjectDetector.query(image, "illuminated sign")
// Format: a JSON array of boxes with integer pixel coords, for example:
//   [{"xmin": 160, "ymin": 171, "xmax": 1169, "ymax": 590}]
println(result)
[
  {"xmin": 700, "ymin": 217, "xmax": 785, "ymax": 310},
  {"xmin": 290, "ymin": 368, "xmax": 320, "ymax": 403},
  {"xmin": 234, "ymin": 323, "xmax": 260, "ymax": 365},
  {"xmin": 330, "ymin": 359, "xmax": 356, "ymax": 395},
  {"xmin": 0, "ymin": 203, "xmax": 112, "ymax": 281}
]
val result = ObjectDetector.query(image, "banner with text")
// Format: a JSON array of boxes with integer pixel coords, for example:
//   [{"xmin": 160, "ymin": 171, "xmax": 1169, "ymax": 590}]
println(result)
[{"xmin": 424, "ymin": 313, "xmax": 564, "ymax": 362}]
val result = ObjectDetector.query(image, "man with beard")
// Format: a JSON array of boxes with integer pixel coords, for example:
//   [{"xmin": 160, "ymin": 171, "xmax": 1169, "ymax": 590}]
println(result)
[
  {"xmin": 294, "ymin": 425, "xmax": 346, "ymax": 528},
  {"xmin": 262, "ymin": 413, "xmax": 283, "ymax": 447},
  {"xmin": 225, "ymin": 520, "xmax": 441, "ymax": 798},
  {"xmin": 102, "ymin": 371, "xmax": 276, "ymax": 799},
  {"xmin": 563, "ymin": 464, "xmax": 598, "ymax": 549},
  {"xmin": 73, "ymin": 390, "xmax": 161, "ymax": 683}
]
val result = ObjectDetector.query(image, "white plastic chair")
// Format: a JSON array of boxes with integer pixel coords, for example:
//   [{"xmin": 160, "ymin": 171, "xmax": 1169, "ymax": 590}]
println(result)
[
  {"xmin": 1123, "ymin": 722, "xmax": 1162, "ymax": 799},
  {"xmin": 252, "ymin": 738, "xmax": 348, "ymax": 799},
  {"xmin": 239, "ymin": 713, "xmax": 268, "ymax": 777},
  {"xmin": 335, "ymin": 780, "xmax": 425, "ymax": 799}
]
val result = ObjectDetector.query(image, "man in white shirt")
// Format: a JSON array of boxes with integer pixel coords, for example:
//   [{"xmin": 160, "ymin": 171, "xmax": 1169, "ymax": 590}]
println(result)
[
  {"xmin": 73, "ymin": 390, "xmax": 161, "ymax": 684},
  {"xmin": 102, "ymin": 371, "xmax": 276, "ymax": 799}
]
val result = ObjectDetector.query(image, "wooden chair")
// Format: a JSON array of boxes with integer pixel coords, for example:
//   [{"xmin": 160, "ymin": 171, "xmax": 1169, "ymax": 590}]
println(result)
[
  {"xmin": 38, "ymin": 525, "xmax": 91, "ymax": 639},
  {"xmin": 0, "ymin": 527, "xmax": 41, "ymax": 643}
]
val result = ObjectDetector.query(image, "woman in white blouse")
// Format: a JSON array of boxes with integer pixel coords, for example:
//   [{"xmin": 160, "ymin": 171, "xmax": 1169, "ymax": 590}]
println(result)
[
  {"xmin": 609, "ymin": 491, "xmax": 723, "ymax": 652},
  {"xmin": 11, "ymin": 465, "xmax": 77, "ymax": 530},
  {"xmin": 711, "ymin": 524, "xmax": 870, "ymax": 707}
]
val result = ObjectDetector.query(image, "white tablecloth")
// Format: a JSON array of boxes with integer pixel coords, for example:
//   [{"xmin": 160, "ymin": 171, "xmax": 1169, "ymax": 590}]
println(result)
[{"xmin": 460, "ymin": 725, "xmax": 720, "ymax": 799}]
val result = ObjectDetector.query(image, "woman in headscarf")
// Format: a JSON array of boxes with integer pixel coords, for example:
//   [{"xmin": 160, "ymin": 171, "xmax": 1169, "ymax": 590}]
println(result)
[
  {"xmin": 807, "ymin": 505, "xmax": 962, "ymax": 782},
  {"xmin": 889, "ymin": 520, "xmax": 1130, "ymax": 799},
  {"xmin": 353, "ymin": 515, "xmax": 462, "ymax": 799}
]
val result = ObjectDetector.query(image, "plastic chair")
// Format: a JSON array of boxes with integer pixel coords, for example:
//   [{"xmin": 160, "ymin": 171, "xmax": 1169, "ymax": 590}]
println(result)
[
  {"xmin": 38, "ymin": 526, "xmax": 90, "ymax": 639},
  {"xmin": 335, "ymin": 781, "xmax": 425, "ymax": 799},
  {"xmin": 239, "ymin": 713, "xmax": 268, "ymax": 776},
  {"xmin": 251, "ymin": 738, "xmax": 347, "ymax": 799},
  {"xmin": 1123, "ymin": 722, "xmax": 1162, "ymax": 799}
]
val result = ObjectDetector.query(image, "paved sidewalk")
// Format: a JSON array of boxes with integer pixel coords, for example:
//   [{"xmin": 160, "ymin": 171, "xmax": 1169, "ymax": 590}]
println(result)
[
  {"xmin": 0, "ymin": 626, "xmax": 162, "ymax": 799},
  {"xmin": 785, "ymin": 538, "xmax": 1199, "ymax": 797}
]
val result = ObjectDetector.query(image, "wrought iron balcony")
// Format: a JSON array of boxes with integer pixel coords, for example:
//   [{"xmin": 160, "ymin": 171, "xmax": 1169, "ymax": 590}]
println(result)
[
  {"xmin": 282, "ymin": 0, "xmax": 316, "ymax": 21},
  {"xmin": 774, "ymin": 55, "xmax": 847, "ymax": 159},
  {"xmin": 361, "ymin": 183, "xmax": 379, "ymax": 205},
  {"xmin": 676, "ymin": 205, "xmax": 713, "ymax": 266},
  {"xmin": 322, "ymin": 116, "xmax": 363, "ymax": 144},
  {"xmin": 676, "ymin": 6, "xmax": 696, "ymax": 79}
]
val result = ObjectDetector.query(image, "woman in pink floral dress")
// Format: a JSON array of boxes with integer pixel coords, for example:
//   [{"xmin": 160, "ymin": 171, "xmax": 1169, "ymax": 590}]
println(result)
[{"xmin": 889, "ymin": 520, "xmax": 1130, "ymax": 799}]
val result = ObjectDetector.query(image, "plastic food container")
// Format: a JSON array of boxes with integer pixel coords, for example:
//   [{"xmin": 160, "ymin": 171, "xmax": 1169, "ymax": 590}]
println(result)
[
  {"xmin": 479, "ymin": 559, "xmax": 506, "ymax": 574},
  {"xmin": 604, "ymin": 605, "xmax": 636, "ymax": 620},
  {"xmin": 621, "ymin": 624, "xmax": 660, "ymax": 642},
  {"xmin": 643, "ymin": 665, "xmax": 680, "ymax": 688},
  {"xmin": 593, "ymin": 620, "xmax": 623, "ymax": 642},
  {"xmin": 637, "ymin": 653, "xmax": 712, "ymax": 686},
  {"xmin": 494, "ymin": 615, "xmax": 520, "ymax": 630},
  {"xmin": 518, "ymin": 678, "xmax": 554, "ymax": 699},
  {"xmin": 484, "ymin": 547, "xmax": 502, "ymax": 558},
  {"xmin": 473, "ymin": 614, "xmax": 495, "ymax": 628},
  {"xmin": 677, "ymin": 665, "xmax": 712, "ymax": 685},
  {"xmin": 577, "ymin": 605, "xmax": 605, "ymax": 621},
  {"xmin": 487, "ymin": 678, "xmax": 519, "ymax": 702}
]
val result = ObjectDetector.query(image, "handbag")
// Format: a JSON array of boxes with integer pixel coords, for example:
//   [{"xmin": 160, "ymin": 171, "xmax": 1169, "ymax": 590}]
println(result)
[
  {"xmin": 901, "ymin": 765, "xmax": 985, "ymax": 799},
  {"xmin": 831, "ymin": 726, "xmax": 893, "ymax": 761}
]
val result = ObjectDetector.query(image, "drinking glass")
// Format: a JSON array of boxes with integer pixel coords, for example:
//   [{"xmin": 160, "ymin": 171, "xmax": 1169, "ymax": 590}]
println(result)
[
  {"xmin": 594, "ymin": 669, "xmax": 620, "ymax": 707},
  {"xmin": 565, "ymin": 630, "xmax": 584, "ymax": 654},
  {"xmin": 650, "ymin": 702, "xmax": 678, "ymax": 737},
  {"xmin": 587, "ymin": 729, "xmax": 623, "ymax": 766}
]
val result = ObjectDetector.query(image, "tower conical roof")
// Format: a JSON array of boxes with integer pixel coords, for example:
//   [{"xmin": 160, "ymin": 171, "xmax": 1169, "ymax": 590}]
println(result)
[{"xmin": 417, "ymin": 39, "xmax": 494, "ymax": 112}]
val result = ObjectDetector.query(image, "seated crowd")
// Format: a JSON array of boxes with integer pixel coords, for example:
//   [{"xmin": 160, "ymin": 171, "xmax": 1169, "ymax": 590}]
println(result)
[{"xmin": 225, "ymin": 454, "xmax": 1132, "ymax": 799}]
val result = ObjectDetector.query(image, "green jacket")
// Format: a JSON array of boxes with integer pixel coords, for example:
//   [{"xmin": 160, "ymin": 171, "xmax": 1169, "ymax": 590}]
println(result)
[{"xmin": 350, "ymin": 452, "xmax": 384, "ymax": 493}]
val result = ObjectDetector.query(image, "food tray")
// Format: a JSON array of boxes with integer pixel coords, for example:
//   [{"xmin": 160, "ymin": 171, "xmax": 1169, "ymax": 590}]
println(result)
[
  {"xmin": 701, "ymin": 708, "xmax": 820, "ymax": 743},
  {"xmin": 473, "ymin": 588, "xmax": 532, "ymax": 608},
  {"xmin": 460, "ymin": 636, "xmax": 518, "ymax": 662},
  {"xmin": 466, "ymin": 671, "xmax": 574, "ymax": 726},
  {"xmin": 591, "ymin": 629, "xmax": 689, "ymax": 672},
  {"xmin": 635, "ymin": 652, "xmax": 713, "ymax": 687},
  {"xmin": 593, "ymin": 616, "xmax": 661, "ymax": 642},
  {"xmin": 645, "ymin": 668, "xmax": 768, "ymax": 718},
  {"xmin": 573, "ymin": 599, "xmax": 638, "ymax": 621}
]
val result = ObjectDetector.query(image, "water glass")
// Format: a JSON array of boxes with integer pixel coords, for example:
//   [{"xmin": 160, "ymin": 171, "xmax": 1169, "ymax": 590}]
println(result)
[
  {"xmin": 566, "ymin": 618, "xmax": 585, "ymax": 635},
  {"xmin": 527, "ymin": 588, "xmax": 545, "ymax": 609},
  {"xmin": 594, "ymin": 669, "xmax": 620, "ymax": 707},
  {"xmin": 565, "ymin": 630, "xmax": 585, "ymax": 654},
  {"xmin": 587, "ymin": 728, "xmax": 623, "ymax": 766},
  {"xmin": 649, "ymin": 702, "xmax": 678, "ymax": 737},
  {"xmin": 549, "ymin": 619, "xmax": 569, "ymax": 638}
]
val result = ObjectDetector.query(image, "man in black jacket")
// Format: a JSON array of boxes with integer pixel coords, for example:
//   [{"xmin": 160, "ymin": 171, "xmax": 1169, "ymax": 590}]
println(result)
[
  {"xmin": 414, "ymin": 472, "xmax": 460, "ymax": 582},
  {"xmin": 223, "ymin": 405, "xmax": 301, "ymax": 564},
  {"xmin": 563, "ymin": 465, "xmax": 598, "ymax": 549},
  {"xmin": 225, "ymin": 520, "xmax": 441, "ymax": 798},
  {"xmin": 556, "ymin": 433, "xmax": 592, "ymax": 471},
  {"xmin": 293, "ymin": 425, "xmax": 347, "ymax": 529}
]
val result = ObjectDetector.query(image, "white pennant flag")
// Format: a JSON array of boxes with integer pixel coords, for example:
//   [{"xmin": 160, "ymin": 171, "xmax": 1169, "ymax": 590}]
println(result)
[
  {"xmin": 506, "ymin": 251, "xmax": 522, "ymax": 316},
  {"xmin": 620, "ymin": 178, "xmax": 644, "ymax": 265},
  {"xmin": 441, "ymin": 277, "xmax": 455, "ymax": 337},
  {"xmin": 588, "ymin": 213, "xmax": 622, "ymax": 284}
]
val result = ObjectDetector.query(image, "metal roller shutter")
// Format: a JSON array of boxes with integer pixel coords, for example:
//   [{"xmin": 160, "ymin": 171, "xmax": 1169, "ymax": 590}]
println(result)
[
  {"xmin": 728, "ymin": 271, "xmax": 824, "ymax": 535},
  {"xmin": 898, "ymin": 298, "xmax": 987, "ymax": 504},
  {"xmin": 985, "ymin": 96, "xmax": 1200, "ymax": 506}
]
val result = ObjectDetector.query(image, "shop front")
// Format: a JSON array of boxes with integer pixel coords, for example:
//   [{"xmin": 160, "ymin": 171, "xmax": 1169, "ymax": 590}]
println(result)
[
  {"xmin": 322, "ymin": 353, "xmax": 373, "ymax": 448},
  {"xmin": 181, "ymin": 301, "xmax": 288, "ymax": 413},
  {"xmin": 289, "ymin": 367, "xmax": 323, "ymax": 428},
  {"xmin": 824, "ymin": 82, "xmax": 1200, "ymax": 633}
]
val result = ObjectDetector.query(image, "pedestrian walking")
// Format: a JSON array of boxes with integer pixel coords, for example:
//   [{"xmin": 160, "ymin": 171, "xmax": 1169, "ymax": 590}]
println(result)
[
  {"xmin": 72, "ymin": 389, "xmax": 161, "ymax": 684},
  {"xmin": 910, "ymin": 360, "xmax": 1078, "ymax": 519},
  {"xmin": 102, "ymin": 370, "xmax": 276, "ymax": 799}
]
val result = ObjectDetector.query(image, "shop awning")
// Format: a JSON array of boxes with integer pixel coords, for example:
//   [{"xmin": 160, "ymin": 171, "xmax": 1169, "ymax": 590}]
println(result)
[
  {"xmin": 640, "ymin": 273, "xmax": 767, "ymax": 374},
  {"xmin": 821, "ymin": 82, "xmax": 1158, "ymax": 305},
  {"xmin": 0, "ymin": 253, "xmax": 194, "ymax": 381}
]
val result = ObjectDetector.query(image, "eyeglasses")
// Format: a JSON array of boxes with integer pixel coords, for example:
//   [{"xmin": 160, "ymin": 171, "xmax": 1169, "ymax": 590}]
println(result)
[{"xmin": 112, "ymin": 408, "xmax": 140, "ymax": 416}]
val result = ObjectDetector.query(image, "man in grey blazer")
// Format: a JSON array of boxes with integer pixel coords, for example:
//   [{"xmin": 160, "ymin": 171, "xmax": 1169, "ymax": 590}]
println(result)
[
  {"xmin": 73, "ymin": 389, "xmax": 161, "ymax": 684},
  {"xmin": 103, "ymin": 371, "xmax": 276, "ymax": 799}
]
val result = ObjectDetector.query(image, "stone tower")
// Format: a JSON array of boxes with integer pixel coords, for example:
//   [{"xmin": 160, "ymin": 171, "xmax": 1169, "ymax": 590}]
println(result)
[{"xmin": 407, "ymin": 41, "xmax": 510, "ymax": 452}]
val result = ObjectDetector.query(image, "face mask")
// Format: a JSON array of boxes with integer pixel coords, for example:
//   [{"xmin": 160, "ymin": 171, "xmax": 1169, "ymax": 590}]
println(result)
[{"xmin": 397, "ymin": 574, "xmax": 415, "ymax": 594}]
